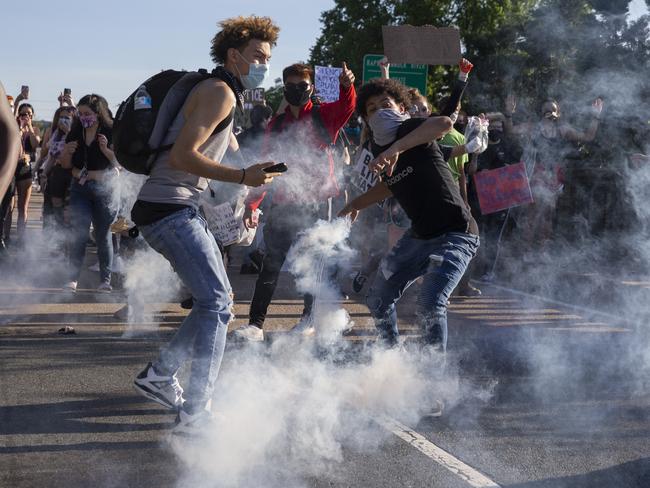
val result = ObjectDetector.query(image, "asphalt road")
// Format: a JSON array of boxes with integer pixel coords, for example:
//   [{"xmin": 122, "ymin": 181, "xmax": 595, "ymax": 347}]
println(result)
[{"xmin": 1, "ymin": 193, "xmax": 649, "ymax": 488}]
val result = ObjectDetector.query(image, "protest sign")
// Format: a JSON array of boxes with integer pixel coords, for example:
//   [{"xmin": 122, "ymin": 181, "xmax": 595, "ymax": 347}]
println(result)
[
  {"xmin": 243, "ymin": 88, "xmax": 265, "ymax": 111},
  {"xmin": 202, "ymin": 202, "xmax": 241, "ymax": 246},
  {"xmin": 238, "ymin": 88, "xmax": 266, "ymax": 128},
  {"xmin": 352, "ymin": 148, "xmax": 380, "ymax": 193},
  {"xmin": 382, "ymin": 25, "xmax": 461, "ymax": 65},
  {"xmin": 473, "ymin": 162, "xmax": 534, "ymax": 215},
  {"xmin": 315, "ymin": 66, "xmax": 343, "ymax": 102}
]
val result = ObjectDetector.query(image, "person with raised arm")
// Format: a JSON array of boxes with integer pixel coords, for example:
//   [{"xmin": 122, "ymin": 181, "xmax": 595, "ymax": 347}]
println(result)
[{"xmin": 339, "ymin": 76, "xmax": 479, "ymax": 368}]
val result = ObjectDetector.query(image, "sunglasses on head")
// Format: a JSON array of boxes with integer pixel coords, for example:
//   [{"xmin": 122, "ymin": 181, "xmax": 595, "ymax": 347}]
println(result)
[{"xmin": 285, "ymin": 82, "xmax": 310, "ymax": 91}]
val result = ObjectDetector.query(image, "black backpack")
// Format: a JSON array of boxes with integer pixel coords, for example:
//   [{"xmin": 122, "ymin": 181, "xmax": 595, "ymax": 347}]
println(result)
[{"xmin": 113, "ymin": 68, "xmax": 236, "ymax": 175}]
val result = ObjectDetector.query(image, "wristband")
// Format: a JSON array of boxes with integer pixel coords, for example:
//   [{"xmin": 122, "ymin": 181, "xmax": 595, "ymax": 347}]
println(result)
[
  {"xmin": 458, "ymin": 72, "xmax": 469, "ymax": 82},
  {"xmin": 239, "ymin": 168, "xmax": 246, "ymax": 184}
]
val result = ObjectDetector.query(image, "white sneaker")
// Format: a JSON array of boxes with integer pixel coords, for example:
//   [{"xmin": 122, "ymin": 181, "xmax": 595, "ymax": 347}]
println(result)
[
  {"xmin": 424, "ymin": 399, "xmax": 444, "ymax": 418},
  {"xmin": 133, "ymin": 362, "xmax": 184, "ymax": 410},
  {"xmin": 289, "ymin": 316, "xmax": 315, "ymax": 337},
  {"xmin": 62, "ymin": 281, "xmax": 78, "ymax": 293},
  {"xmin": 231, "ymin": 324, "xmax": 264, "ymax": 342},
  {"xmin": 172, "ymin": 408, "xmax": 214, "ymax": 437}
]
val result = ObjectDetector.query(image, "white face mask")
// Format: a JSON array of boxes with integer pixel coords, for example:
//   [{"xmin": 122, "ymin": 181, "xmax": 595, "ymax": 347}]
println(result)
[{"xmin": 368, "ymin": 108, "xmax": 410, "ymax": 146}]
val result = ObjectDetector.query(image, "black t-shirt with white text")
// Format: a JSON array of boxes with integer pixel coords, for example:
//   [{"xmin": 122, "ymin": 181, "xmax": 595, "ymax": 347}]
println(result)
[{"xmin": 372, "ymin": 118, "xmax": 475, "ymax": 239}]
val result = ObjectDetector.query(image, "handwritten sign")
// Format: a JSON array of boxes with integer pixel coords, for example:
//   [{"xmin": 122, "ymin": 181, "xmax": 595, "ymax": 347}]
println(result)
[
  {"xmin": 202, "ymin": 202, "xmax": 241, "ymax": 246},
  {"xmin": 473, "ymin": 162, "xmax": 534, "ymax": 215},
  {"xmin": 382, "ymin": 26, "xmax": 461, "ymax": 65},
  {"xmin": 315, "ymin": 66, "xmax": 342, "ymax": 103},
  {"xmin": 352, "ymin": 148, "xmax": 381, "ymax": 193}
]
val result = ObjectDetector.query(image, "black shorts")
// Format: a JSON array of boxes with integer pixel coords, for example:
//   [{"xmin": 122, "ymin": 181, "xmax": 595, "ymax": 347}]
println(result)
[
  {"xmin": 15, "ymin": 161, "xmax": 33, "ymax": 182},
  {"xmin": 48, "ymin": 165, "xmax": 73, "ymax": 199}
]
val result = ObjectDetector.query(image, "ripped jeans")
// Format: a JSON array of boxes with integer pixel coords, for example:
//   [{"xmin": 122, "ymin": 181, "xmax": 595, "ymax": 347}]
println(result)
[{"xmin": 366, "ymin": 230, "xmax": 479, "ymax": 350}]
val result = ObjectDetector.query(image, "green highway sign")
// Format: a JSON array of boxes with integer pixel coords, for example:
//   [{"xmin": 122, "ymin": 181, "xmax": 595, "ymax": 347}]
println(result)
[{"xmin": 362, "ymin": 54, "xmax": 428, "ymax": 94}]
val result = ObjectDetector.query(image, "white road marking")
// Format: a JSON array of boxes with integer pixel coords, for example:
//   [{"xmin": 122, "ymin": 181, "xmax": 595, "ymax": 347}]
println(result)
[
  {"xmin": 377, "ymin": 415, "xmax": 501, "ymax": 488},
  {"xmin": 476, "ymin": 281, "xmax": 633, "ymax": 326}
]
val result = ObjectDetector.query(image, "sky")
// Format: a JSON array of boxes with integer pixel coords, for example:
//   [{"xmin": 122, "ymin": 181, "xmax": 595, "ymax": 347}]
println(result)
[
  {"xmin": 2, "ymin": 0, "xmax": 648, "ymax": 121},
  {"xmin": 1, "ymin": 0, "xmax": 336, "ymax": 120}
]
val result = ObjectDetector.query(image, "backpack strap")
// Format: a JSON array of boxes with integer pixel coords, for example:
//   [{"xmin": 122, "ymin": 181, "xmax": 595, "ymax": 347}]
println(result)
[{"xmin": 153, "ymin": 107, "xmax": 235, "ymax": 155}]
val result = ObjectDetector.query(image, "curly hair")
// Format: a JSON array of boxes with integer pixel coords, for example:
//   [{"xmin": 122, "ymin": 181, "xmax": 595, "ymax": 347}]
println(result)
[
  {"xmin": 210, "ymin": 16, "xmax": 280, "ymax": 64},
  {"xmin": 356, "ymin": 78, "xmax": 412, "ymax": 118}
]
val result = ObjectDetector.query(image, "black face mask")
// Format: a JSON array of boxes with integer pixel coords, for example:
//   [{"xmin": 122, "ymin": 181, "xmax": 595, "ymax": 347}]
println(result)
[
  {"xmin": 284, "ymin": 85, "xmax": 311, "ymax": 107},
  {"xmin": 488, "ymin": 130, "xmax": 503, "ymax": 143}
]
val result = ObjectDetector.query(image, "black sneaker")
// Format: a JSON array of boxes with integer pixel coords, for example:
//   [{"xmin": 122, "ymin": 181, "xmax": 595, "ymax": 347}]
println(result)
[
  {"xmin": 180, "ymin": 297, "xmax": 193, "ymax": 309},
  {"xmin": 352, "ymin": 272, "xmax": 368, "ymax": 293}
]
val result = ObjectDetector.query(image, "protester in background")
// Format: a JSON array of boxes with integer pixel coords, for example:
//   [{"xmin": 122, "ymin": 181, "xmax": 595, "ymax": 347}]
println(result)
[
  {"xmin": 466, "ymin": 118, "xmax": 521, "ymax": 280},
  {"xmin": 40, "ymin": 106, "xmax": 76, "ymax": 228},
  {"xmin": 9, "ymin": 103, "xmax": 40, "ymax": 242},
  {"xmin": 503, "ymin": 95, "xmax": 604, "ymax": 255},
  {"xmin": 59, "ymin": 94, "xmax": 118, "ymax": 293},
  {"xmin": 0, "ymin": 84, "xmax": 20, "ymax": 255},
  {"xmin": 235, "ymin": 61, "xmax": 356, "ymax": 342},
  {"xmin": 130, "ymin": 16, "xmax": 282, "ymax": 435},
  {"xmin": 434, "ymin": 93, "xmax": 482, "ymax": 296},
  {"xmin": 340, "ymin": 76, "xmax": 479, "ymax": 367}
]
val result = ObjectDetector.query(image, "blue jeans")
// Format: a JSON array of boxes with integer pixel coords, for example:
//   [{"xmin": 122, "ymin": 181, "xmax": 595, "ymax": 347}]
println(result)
[
  {"xmin": 69, "ymin": 179, "xmax": 118, "ymax": 284},
  {"xmin": 139, "ymin": 207, "xmax": 233, "ymax": 412},
  {"xmin": 367, "ymin": 230, "xmax": 479, "ymax": 350}
]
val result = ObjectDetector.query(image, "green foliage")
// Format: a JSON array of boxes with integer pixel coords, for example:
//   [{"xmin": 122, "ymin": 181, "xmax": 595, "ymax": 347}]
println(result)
[
  {"xmin": 264, "ymin": 85, "xmax": 285, "ymax": 113},
  {"xmin": 308, "ymin": 0, "xmax": 650, "ymax": 115}
]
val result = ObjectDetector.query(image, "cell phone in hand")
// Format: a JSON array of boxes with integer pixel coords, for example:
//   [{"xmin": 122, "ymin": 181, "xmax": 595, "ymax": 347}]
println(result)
[
  {"xmin": 64, "ymin": 88, "xmax": 71, "ymax": 96},
  {"xmin": 263, "ymin": 162, "xmax": 288, "ymax": 173},
  {"xmin": 21, "ymin": 85, "xmax": 29, "ymax": 98}
]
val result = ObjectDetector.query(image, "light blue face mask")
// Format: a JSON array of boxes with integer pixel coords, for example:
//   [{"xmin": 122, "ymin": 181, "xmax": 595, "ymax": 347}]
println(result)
[{"xmin": 237, "ymin": 52, "xmax": 270, "ymax": 90}]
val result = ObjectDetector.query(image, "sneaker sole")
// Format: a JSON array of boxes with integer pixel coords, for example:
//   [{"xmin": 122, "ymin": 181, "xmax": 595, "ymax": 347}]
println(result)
[{"xmin": 133, "ymin": 382, "xmax": 178, "ymax": 410}]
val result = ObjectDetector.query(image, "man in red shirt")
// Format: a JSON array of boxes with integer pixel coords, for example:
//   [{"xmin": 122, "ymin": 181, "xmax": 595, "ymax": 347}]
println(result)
[{"xmin": 233, "ymin": 62, "xmax": 356, "ymax": 341}]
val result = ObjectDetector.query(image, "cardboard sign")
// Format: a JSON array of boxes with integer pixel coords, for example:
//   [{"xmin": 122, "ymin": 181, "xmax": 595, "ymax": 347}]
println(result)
[
  {"xmin": 382, "ymin": 25, "xmax": 461, "ymax": 65},
  {"xmin": 202, "ymin": 202, "xmax": 240, "ymax": 246},
  {"xmin": 352, "ymin": 148, "xmax": 381, "ymax": 193},
  {"xmin": 473, "ymin": 162, "xmax": 534, "ymax": 215},
  {"xmin": 315, "ymin": 66, "xmax": 343, "ymax": 103},
  {"xmin": 242, "ymin": 88, "xmax": 265, "ymax": 112}
]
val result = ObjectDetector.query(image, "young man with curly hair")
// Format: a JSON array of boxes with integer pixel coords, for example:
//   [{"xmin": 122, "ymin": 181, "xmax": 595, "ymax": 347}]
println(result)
[
  {"xmin": 339, "ymin": 73, "xmax": 479, "ymax": 359},
  {"xmin": 132, "ymin": 15, "xmax": 283, "ymax": 435}
]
